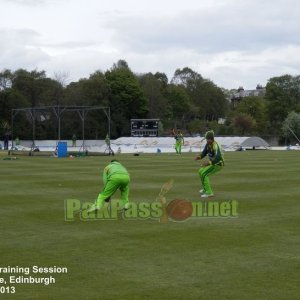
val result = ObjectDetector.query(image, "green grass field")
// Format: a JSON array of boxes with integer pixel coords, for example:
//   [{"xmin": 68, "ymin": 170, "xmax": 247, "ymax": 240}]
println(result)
[{"xmin": 0, "ymin": 151, "xmax": 299, "ymax": 300}]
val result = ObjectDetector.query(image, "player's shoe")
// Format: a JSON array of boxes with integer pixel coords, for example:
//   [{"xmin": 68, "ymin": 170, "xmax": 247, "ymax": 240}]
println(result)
[
  {"xmin": 86, "ymin": 203, "xmax": 100, "ymax": 213},
  {"xmin": 201, "ymin": 193, "xmax": 214, "ymax": 198},
  {"xmin": 199, "ymin": 189, "xmax": 205, "ymax": 194}
]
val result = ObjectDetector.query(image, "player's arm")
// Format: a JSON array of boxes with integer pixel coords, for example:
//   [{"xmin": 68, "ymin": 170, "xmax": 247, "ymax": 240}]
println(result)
[{"xmin": 195, "ymin": 144, "xmax": 208, "ymax": 160}]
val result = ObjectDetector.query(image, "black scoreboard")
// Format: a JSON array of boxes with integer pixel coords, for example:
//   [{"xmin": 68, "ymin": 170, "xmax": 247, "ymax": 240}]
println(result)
[{"xmin": 131, "ymin": 119, "xmax": 159, "ymax": 137}]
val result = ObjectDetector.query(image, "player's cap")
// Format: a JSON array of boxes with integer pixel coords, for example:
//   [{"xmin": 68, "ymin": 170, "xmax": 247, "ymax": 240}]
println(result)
[{"xmin": 201, "ymin": 130, "xmax": 214, "ymax": 141}]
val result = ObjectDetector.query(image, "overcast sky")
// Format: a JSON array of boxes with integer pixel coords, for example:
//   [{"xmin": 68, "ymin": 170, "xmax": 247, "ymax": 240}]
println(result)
[{"xmin": 0, "ymin": 0, "xmax": 299, "ymax": 89}]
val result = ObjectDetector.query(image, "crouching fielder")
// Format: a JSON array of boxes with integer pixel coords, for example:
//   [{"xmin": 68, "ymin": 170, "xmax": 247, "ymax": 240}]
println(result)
[
  {"xmin": 88, "ymin": 160, "xmax": 130, "ymax": 212},
  {"xmin": 195, "ymin": 130, "xmax": 224, "ymax": 198}
]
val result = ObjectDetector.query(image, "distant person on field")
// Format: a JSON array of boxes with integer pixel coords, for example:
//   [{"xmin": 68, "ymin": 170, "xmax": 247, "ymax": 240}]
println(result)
[
  {"xmin": 195, "ymin": 130, "xmax": 224, "ymax": 198},
  {"xmin": 87, "ymin": 160, "xmax": 130, "ymax": 212},
  {"xmin": 173, "ymin": 129, "xmax": 184, "ymax": 154},
  {"xmin": 4, "ymin": 132, "xmax": 9, "ymax": 150},
  {"xmin": 105, "ymin": 134, "xmax": 114, "ymax": 156},
  {"xmin": 72, "ymin": 134, "xmax": 76, "ymax": 147}
]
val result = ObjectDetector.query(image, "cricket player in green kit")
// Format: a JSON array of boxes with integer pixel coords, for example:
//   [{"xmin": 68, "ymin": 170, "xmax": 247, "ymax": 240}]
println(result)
[
  {"xmin": 173, "ymin": 129, "xmax": 184, "ymax": 154},
  {"xmin": 195, "ymin": 130, "xmax": 224, "ymax": 198},
  {"xmin": 87, "ymin": 160, "xmax": 130, "ymax": 212}
]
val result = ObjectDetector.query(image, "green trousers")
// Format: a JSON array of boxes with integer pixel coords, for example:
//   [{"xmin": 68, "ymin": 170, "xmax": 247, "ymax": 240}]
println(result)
[
  {"xmin": 96, "ymin": 174, "xmax": 130, "ymax": 207},
  {"xmin": 175, "ymin": 142, "xmax": 182, "ymax": 154},
  {"xmin": 198, "ymin": 164, "xmax": 222, "ymax": 195}
]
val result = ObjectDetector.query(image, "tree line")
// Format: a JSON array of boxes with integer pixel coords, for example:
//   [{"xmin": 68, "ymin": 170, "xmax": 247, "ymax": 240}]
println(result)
[{"xmin": 0, "ymin": 60, "xmax": 299, "ymax": 143}]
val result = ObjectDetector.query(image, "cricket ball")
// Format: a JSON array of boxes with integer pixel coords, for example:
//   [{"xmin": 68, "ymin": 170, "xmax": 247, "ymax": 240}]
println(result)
[{"xmin": 166, "ymin": 199, "xmax": 193, "ymax": 221}]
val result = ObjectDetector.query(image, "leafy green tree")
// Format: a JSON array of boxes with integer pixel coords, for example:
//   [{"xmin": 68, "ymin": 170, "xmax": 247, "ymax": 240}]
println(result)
[
  {"xmin": 171, "ymin": 68, "xmax": 228, "ymax": 122},
  {"xmin": 164, "ymin": 84, "xmax": 191, "ymax": 129},
  {"xmin": 10, "ymin": 69, "xmax": 66, "ymax": 138},
  {"xmin": 234, "ymin": 96, "xmax": 269, "ymax": 134},
  {"xmin": 233, "ymin": 113, "xmax": 257, "ymax": 135},
  {"xmin": 112, "ymin": 59, "xmax": 129, "ymax": 70},
  {"xmin": 0, "ymin": 69, "xmax": 13, "ymax": 90},
  {"xmin": 105, "ymin": 61, "xmax": 148, "ymax": 137},
  {"xmin": 154, "ymin": 72, "xmax": 168, "ymax": 87},
  {"xmin": 282, "ymin": 111, "xmax": 300, "ymax": 143},
  {"xmin": 187, "ymin": 119, "xmax": 208, "ymax": 135},
  {"xmin": 198, "ymin": 80, "xmax": 228, "ymax": 121},
  {"xmin": 0, "ymin": 88, "xmax": 32, "ymax": 139},
  {"xmin": 63, "ymin": 71, "xmax": 110, "ymax": 106},
  {"xmin": 171, "ymin": 67, "xmax": 203, "ymax": 89},
  {"xmin": 12, "ymin": 69, "xmax": 46, "ymax": 107},
  {"xmin": 0, "ymin": 75, "xmax": 30, "ymax": 138},
  {"xmin": 7, "ymin": 65, "xmax": 300, "ymax": 140},
  {"xmin": 61, "ymin": 71, "xmax": 111, "ymax": 139},
  {"xmin": 138, "ymin": 72, "xmax": 170, "ymax": 120},
  {"xmin": 265, "ymin": 74, "xmax": 300, "ymax": 133}
]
